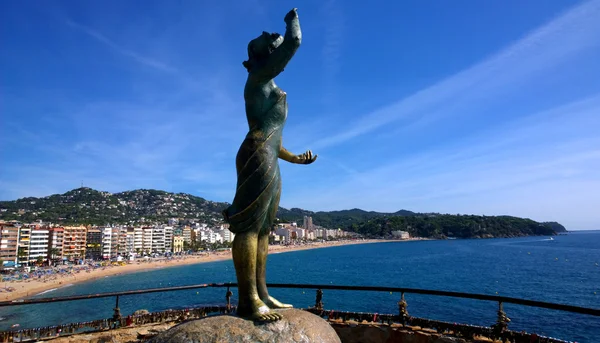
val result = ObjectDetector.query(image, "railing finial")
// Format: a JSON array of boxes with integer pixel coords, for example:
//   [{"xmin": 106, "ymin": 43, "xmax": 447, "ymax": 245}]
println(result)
[
  {"xmin": 491, "ymin": 301, "xmax": 511, "ymax": 338},
  {"xmin": 315, "ymin": 288, "xmax": 324, "ymax": 310},
  {"xmin": 112, "ymin": 295, "xmax": 122, "ymax": 329},
  {"xmin": 226, "ymin": 286, "xmax": 233, "ymax": 313},
  {"xmin": 398, "ymin": 292, "xmax": 409, "ymax": 325}
]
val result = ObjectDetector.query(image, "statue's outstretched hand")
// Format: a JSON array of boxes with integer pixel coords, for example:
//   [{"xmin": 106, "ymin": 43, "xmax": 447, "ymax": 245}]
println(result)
[
  {"xmin": 284, "ymin": 8, "xmax": 298, "ymax": 23},
  {"xmin": 294, "ymin": 150, "xmax": 317, "ymax": 165}
]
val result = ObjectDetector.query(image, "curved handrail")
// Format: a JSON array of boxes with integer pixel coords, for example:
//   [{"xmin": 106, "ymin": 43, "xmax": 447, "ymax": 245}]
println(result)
[{"xmin": 1, "ymin": 282, "xmax": 598, "ymax": 317}]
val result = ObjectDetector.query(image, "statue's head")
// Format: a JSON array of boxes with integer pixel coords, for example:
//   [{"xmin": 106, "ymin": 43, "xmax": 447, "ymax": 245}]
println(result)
[{"xmin": 243, "ymin": 31, "xmax": 283, "ymax": 72}]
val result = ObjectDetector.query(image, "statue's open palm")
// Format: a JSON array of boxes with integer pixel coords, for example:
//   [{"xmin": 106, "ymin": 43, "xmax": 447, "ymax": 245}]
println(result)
[{"xmin": 296, "ymin": 150, "xmax": 317, "ymax": 164}]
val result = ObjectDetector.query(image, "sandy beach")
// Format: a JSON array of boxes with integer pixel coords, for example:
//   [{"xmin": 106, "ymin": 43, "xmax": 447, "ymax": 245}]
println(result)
[{"xmin": 1, "ymin": 239, "xmax": 404, "ymax": 302}]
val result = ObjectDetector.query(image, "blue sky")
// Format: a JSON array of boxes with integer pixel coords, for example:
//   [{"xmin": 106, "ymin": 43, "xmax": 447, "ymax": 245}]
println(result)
[{"xmin": 1, "ymin": 0, "xmax": 600, "ymax": 230}]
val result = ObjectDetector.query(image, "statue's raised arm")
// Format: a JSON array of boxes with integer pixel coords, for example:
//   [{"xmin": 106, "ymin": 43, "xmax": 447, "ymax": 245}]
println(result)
[{"xmin": 243, "ymin": 8, "xmax": 301, "ymax": 83}]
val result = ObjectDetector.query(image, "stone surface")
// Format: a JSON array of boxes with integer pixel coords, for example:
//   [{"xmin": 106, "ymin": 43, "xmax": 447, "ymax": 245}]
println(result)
[
  {"xmin": 329, "ymin": 322, "xmax": 481, "ymax": 343},
  {"xmin": 43, "ymin": 319, "xmax": 490, "ymax": 343},
  {"xmin": 47, "ymin": 323, "xmax": 173, "ymax": 343},
  {"xmin": 147, "ymin": 309, "xmax": 341, "ymax": 343}
]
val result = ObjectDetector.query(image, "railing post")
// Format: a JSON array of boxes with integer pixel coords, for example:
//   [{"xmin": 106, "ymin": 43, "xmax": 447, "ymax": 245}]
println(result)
[
  {"xmin": 226, "ymin": 286, "xmax": 233, "ymax": 313},
  {"xmin": 491, "ymin": 301, "xmax": 511, "ymax": 337},
  {"xmin": 398, "ymin": 292, "xmax": 409, "ymax": 325},
  {"xmin": 113, "ymin": 295, "xmax": 122, "ymax": 328},
  {"xmin": 315, "ymin": 289, "xmax": 323, "ymax": 310}
]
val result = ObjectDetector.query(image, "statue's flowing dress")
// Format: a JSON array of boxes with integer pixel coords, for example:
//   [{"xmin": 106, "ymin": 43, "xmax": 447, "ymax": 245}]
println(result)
[{"xmin": 223, "ymin": 89, "xmax": 288, "ymax": 235}]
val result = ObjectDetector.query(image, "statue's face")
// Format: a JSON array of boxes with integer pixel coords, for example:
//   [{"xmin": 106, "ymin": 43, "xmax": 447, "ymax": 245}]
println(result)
[{"xmin": 252, "ymin": 31, "xmax": 283, "ymax": 58}]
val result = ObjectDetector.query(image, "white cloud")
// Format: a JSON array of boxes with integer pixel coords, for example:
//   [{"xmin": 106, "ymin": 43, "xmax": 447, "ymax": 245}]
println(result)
[
  {"xmin": 66, "ymin": 20, "xmax": 179, "ymax": 73},
  {"xmin": 284, "ymin": 95, "xmax": 600, "ymax": 229},
  {"xmin": 310, "ymin": 0, "xmax": 600, "ymax": 150}
]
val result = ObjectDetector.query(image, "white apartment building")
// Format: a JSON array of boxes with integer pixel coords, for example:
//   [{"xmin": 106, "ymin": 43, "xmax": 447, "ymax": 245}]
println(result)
[
  {"xmin": 101, "ymin": 227, "xmax": 112, "ymax": 259},
  {"xmin": 274, "ymin": 227, "xmax": 291, "ymax": 243},
  {"xmin": 182, "ymin": 227, "xmax": 192, "ymax": 243},
  {"xmin": 208, "ymin": 230, "xmax": 223, "ymax": 244},
  {"xmin": 28, "ymin": 228, "xmax": 49, "ymax": 264},
  {"xmin": 133, "ymin": 227, "xmax": 143, "ymax": 252},
  {"xmin": 164, "ymin": 226, "xmax": 173, "ymax": 252},
  {"xmin": 217, "ymin": 228, "xmax": 235, "ymax": 243},
  {"xmin": 196, "ymin": 229, "xmax": 209, "ymax": 243},
  {"xmin": 151, "ymin": 226, "xmax": 165, "ymax": 252},
  {"xmin": 292, "ymin": 228, "xmax": 306, "ymax": 240},
  {"xmin": 125, "ymin": 228, "xmax": 135, "ymax": 254},
  {"xmin": 142, "ymin": 227, "xmax": 153, "ymax": 253}
]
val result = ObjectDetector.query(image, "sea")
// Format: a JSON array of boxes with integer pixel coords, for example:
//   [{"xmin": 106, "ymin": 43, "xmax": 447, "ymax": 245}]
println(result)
[{"xmin": 1, "ymin": 231, "xmax": 599, "ymax": 342}]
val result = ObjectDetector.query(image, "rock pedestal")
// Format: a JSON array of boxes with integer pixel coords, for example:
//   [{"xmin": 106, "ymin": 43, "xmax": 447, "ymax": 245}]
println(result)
[{"xmin": 148, "ymin": 308, "xmax": 341, "ymax": 343}]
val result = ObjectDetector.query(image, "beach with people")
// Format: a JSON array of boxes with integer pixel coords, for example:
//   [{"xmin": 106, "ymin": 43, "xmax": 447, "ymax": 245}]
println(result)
[{"xmin": 0, "ymin": 239, "xmax": 406, "ymax": 302}]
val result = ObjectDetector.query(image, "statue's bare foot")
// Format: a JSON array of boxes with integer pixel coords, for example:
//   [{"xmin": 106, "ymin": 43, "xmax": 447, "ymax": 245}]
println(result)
[
  {"xmin": 263, "ymin": 295, "xmax": 293, "ymax": 309},
  {"xmin": 237, "ymin": 299, "xmax": 283, "ymax": 322}
]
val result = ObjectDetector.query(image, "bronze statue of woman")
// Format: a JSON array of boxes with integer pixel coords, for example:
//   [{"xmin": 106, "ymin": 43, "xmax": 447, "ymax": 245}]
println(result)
[{"xmin": 222, "ymin": 8, "xmax": 317, "ymax": 322}]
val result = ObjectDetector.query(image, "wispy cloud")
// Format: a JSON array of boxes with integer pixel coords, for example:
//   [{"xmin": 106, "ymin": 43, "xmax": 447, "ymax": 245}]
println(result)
[
  {"xmin": 309, "ymin": 0, "xmax": 600, "ymax": 150},
  {"xmin": 66, "ymin": 20, "xmax": 179, "ymax": 73},
  {"xmin": 286, "ymin": 95, "xmax": 600, "ymax": 228}
]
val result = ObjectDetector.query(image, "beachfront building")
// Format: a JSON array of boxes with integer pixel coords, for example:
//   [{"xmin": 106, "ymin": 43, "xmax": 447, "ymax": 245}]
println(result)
[
  {"xmin": 164, "ymin": 226, "xmax": 173, "ymax": 252},
  {"xmin": 210, "ymin": 230, "xmax": 223, "ymax": 244},
  {"xmin": 116, "ymin": 227, "xmax": 127, "ymax": 256},
  {"xmin": 101, "ymin": 227, "xmax": 112, "ymax": 259},
  {"xmin": 217, "ymin": 226, "xmax": 235, "ymax": 243},
  {"xmin": 86, "ymin": 228, "xmax": 102, "ymax": 260},
  {"xmin": 322, "ymin": 229, "xmax": 339, "ymax": 240},
  {"xmin": 48, "ymin": 227, "xmax": 64, "ymax": 263},
  {"xmin": 142, "ymin": 227, "xmax": 153, "ymax": 254},
  {"xmin": 125, "ymin": 227, "xmax": 135, "ymax": 255},
  {"xmin": 173, "ymin": 235, "xmax": 184, "ymax": 253},
  {"xmin": 182, "ymin": 227, "xmax": 191, "ymax": 244},
  {"xmin": 151, "ymin": 226, "xmax": 166, "ymax": 253},
  {"xmin": 196, "ymin": 229, "xmax": 208, "ymax": 243},
  {"xmin": 63, "ymin": 225, "xmax": 87, "ymax": 260},
  {"xmin": 0, "ymin": 222, "xmax": 20, "ymax": 266},
  {"xmin": 274, "ymin": 226, "xmax": 291, "ymax": 244},
  {"xmin": 133, "ymin": 227, "xmax": 143, "ymax": 253},
  {"xmin": 17, "ymin": 225, "xmax": 31, "ymax": 265},
  {"xmin": 294, "ymin": 228, "xmax": 306, "ymax": 240},
  {"xmin": 29, "ymin": 228, "xmax": 49, "ymax": 265}
]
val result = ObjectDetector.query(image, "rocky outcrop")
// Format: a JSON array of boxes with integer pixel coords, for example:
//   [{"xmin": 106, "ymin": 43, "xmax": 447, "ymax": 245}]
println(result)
[{"xmin": 148, "ymin": 309, "xmax": 341, "ymax": 343}]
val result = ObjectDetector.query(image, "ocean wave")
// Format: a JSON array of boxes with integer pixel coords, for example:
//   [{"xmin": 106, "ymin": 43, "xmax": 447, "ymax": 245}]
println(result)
[{"xmin": 35, "ymin": 288, "xmax": 58, "ymax": 296}]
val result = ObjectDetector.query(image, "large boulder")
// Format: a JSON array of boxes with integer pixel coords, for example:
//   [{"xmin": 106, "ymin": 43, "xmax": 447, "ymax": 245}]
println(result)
[{"xmin": 148, "ymin": 308, "xmax": 341, "ymax": 343}]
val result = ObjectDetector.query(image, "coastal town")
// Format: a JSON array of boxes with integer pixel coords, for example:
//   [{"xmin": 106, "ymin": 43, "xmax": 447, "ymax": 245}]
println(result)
[
  {"xmin": 0, "ymin": 216, "xmax": 366, "ymax": 269},
  {"xmin": 0, "ymin": 215, "xmax": 402, "ymax": 303}
]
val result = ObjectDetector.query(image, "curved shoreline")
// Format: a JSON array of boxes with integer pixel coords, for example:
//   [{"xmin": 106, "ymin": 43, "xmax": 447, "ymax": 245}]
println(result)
[{"xmin": 2, "ymin": 239, "xmax": 410, "ymax": 301}]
